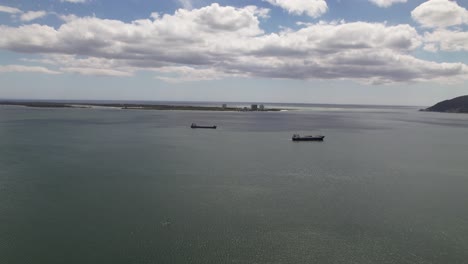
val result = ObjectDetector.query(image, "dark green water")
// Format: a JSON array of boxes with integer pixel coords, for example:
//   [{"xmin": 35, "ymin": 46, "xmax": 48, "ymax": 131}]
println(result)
[{"xmin": 1, "ymin": 105, "xmax": 468, "ymax": 263}]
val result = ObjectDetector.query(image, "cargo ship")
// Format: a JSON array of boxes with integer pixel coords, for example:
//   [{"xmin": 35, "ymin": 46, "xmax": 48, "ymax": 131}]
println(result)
[
  {"xmin": 292, "ymin": 134, "xmax": 324, "ymax": 141},
  {"xmin": 191, "ymin": 123, "xmax": 217, "ymax": 129}
]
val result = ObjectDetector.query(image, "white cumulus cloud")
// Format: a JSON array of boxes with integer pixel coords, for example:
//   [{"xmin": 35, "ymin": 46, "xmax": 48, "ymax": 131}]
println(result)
[
  {"xmin": 153, "ymin": 66, "xmax": 234, "ymax": 82},
  {"xmin": 61, "ymin": 67, "xmax": 133, "ymax": 76},
  {"xmin": 0, "ymin": 65, "xmax": 60, "ymax": 74},
  {"xmin": 423, "ymin": 30, "xmax": 468, "ymax": 52},
  {"xmin": 411, "ymin": 0, "xmax": 468, "ymax": 28},
  {"xmin": 0, "ymin": 5, "xmax": 47, "ymax": 22},
  {"xmin": 20, "ymin": 11, "xmax": 47, "ymax": 22},
  {"xmin": 0, "ymin": 5, "xmax": 21, "ymax": 14},
  {"xmin": 368, "ymin": 0, "xmax": 407, "ymax": 8},
  {"xmin": 177, "ymin": 0, "xmax": 193, "ymax": 10},
  {"xmin": 0, "ymin": 4, "xmax": 466, "ymax": 83},
  {"xmin": 264, "ymin": 0, "xmax": 327, "ymax": 18},
  {"xmin": 60, "ymin": 0, "xmax": 88, "ymax": 3}
]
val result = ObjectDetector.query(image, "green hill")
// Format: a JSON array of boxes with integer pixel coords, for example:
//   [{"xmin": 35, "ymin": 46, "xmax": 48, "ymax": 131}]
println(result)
[{"xmin": 423, "ymin": 95, "xmax": 468, "ymax": 113}]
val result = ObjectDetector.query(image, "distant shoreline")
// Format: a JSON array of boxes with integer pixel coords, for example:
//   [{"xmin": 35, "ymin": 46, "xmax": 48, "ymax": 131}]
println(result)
[{"xmin": 0, "ymin": 101, "xmax": 282, "ymax": 112}]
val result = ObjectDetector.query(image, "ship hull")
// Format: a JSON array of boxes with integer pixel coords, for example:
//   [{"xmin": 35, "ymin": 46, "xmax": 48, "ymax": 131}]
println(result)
[
  {"xmin": 191, "ymin": 125, "xmax": 217, "ymax": 129},
  {"xmin": 292, "ymin": 136, "xmax": 324, "ymax": 141}
]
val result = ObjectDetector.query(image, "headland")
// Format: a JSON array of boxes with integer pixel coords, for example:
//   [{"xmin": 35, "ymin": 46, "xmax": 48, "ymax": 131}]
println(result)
[{"xmin": 421, "ymin": 95, "xmax": 468, "ymax": 113}]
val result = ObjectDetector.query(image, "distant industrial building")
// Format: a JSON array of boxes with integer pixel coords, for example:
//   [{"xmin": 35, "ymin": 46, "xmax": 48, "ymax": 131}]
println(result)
[
  {"xmin": 259, "ymin": 104, "xmax": 265, "ymax": 111},
  {"xmin": 222, "ymin": 104, "xmax": 227, "ymax": 109},
  {"xmin": 251, "ymin": 104, "xmax": 258, "ymax": 111}
]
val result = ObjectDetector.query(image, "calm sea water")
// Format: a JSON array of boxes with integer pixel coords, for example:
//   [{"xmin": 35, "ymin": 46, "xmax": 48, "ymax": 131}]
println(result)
[{"xmin": 1, "ymin": 104, "xmax": 468, "ymax": 264}]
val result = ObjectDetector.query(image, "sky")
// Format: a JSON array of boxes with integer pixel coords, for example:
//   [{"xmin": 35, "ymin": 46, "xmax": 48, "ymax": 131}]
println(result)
[{"xmin": 0, "ymin": 0, "xmax": 467, "ymax": 106}]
